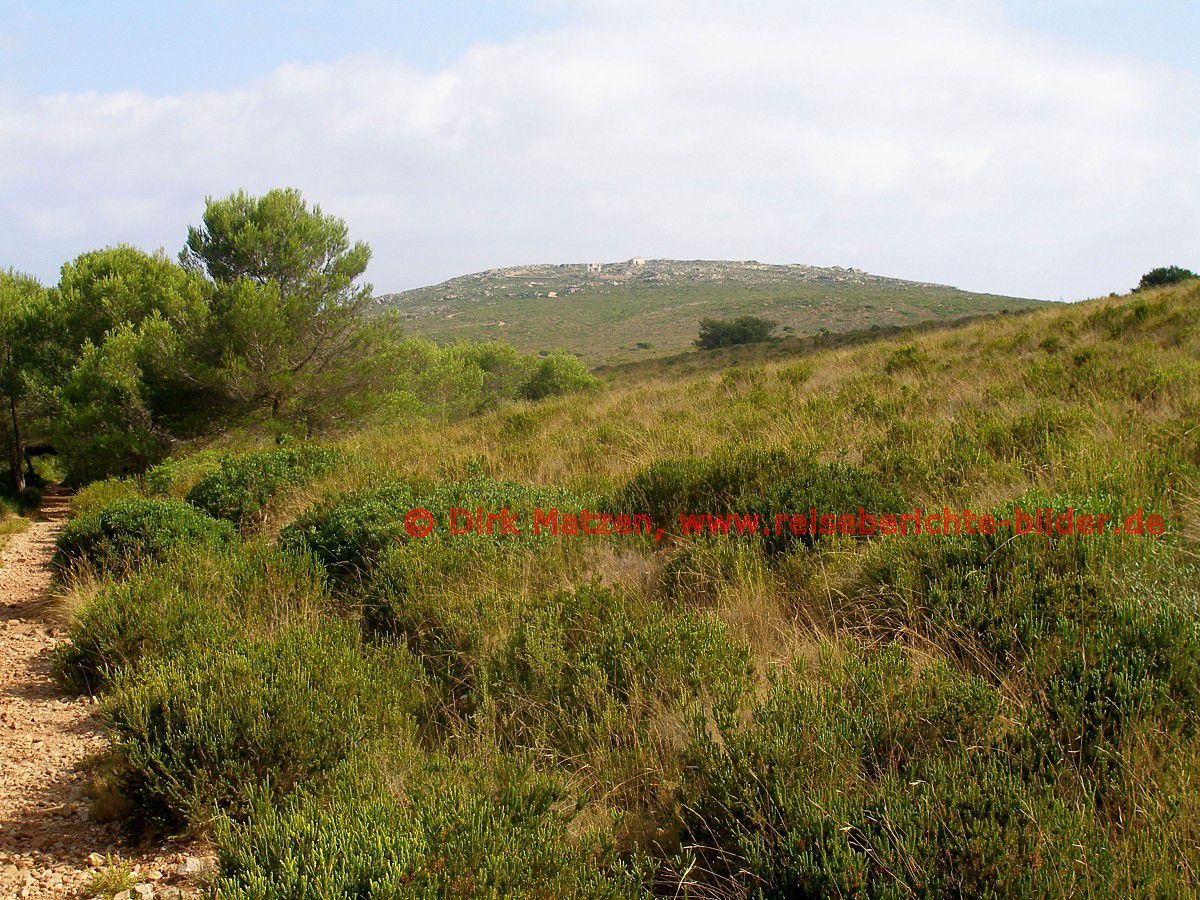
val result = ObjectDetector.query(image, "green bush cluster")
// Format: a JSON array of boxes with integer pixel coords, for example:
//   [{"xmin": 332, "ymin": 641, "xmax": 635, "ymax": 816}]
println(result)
[
  {"xmin": 52, "ymin": 497, "xmax": 234, "ymax": 577},
  {"xmin": 48, "ymin": 283, "xmax": 1200, "ymax": 895},
  {"xmin": 869, "ymin": 494, "xmax": 1200, "ymax": 785},
  {"xmin": 617, "ymin": 447, "xmax": 907, "ymax": 553},
  {"xmin": 214, "ymin": 758, "xmax": 641, "ymax": 899},
  {"xmin": 695, "ymin": 315, "xmax": 777, "ymax": 350},
  {"xmin": 281, "ymin": 475, "xmax": 578, "ymax": 580},
  {"xmin": 184, "ymin": 445, "xmax": 347, "ymax": 528},
  {"xmin": 105, "ymin": 621, "xmax": 424, "ymax": 828},
  {"xmin": 54, "ymin": 545, "xmax": 329, "ymax": 694},
  {"xmin": 672, "ymin": 646, "xmax": 1168, "ymax": 897}
]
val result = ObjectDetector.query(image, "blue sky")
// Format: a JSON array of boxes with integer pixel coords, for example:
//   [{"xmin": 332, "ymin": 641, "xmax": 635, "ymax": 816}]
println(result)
[
  {"xmin": 3, "ymin": 1, "xmax": 1195, "ymax": 95},
  {"xmin": 0, "ymin": 2, "xmax": 567, "ymax": 94},
  {"xmin": 0, "ymin": 1, "xmax": 1197, "ymax": 300}
]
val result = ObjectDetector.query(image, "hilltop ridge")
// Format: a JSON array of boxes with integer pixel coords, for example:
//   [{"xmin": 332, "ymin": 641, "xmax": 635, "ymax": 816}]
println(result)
[{"xmin": 378, "ymin": 258, "xmax": 1043, "ymax": 363}]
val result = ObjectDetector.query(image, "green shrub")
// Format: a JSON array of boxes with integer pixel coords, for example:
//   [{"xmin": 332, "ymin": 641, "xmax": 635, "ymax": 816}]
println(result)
[
  {"xmin": 756, "ymin": 459, "xmax": 908, "ymax": 554},
  {"xmin": 1137, "ymin": 266, "xmax": 1197, "ymax": 292},
  {"xmin": 105, "ymin": 622, "xmax": 425, "ymax": 828},
  {"xmin": 52, "ymin": 498, "xmax": 234, "ymax": 577},
  {"xmin": 617, "ymin": 447, "xmax": 783, "ymax": 523},
  {"xmin": 55, "ymin": 578, "xmax": 236, "ymax": 695},
  {"xmin": 214, "ymin": 756, "xmax": 641, "ymax": 899},
  {"xmin": 868, "ymin": 494, "xmax": 1200, "ymax": 783},
  {"xmin": 282, "ymin": 475, "xmax": 578, "ymax": 581},
  {"xmin": 670, "ymin": 646, "xmax": 1136, "ymax": 897},
  {"xmin": 361, "ymin": 539, "xmax": 513, "ymax": 646},
  {"xmin": 883, "ymin": 343, "xmax": 929, "ymax": 373},
  {"xmin": 185, "ymin": 445, "xmax": 347, "ymax": 529},
  {"xmin": 69, "ymin": 478, "xmax": 142, "ymax": 519},
  {"xmin": 478, "ymin": 583, "xmax": 751, "ymax": 757},
  {"xmin": 695, "ymin": 315, "xmax": 777, "ymax": 350},
  {"xmin": 519, "ymin": 350, "xmax": 598, "ymax": 400},
  {"xmin": 617, "ymin": 447, "xmax": 907, "ymax": 553},
  {"xmin": 55, "ymin": 545, "xmax": 330, "ymax": 694},
  {"xmin": 280, "ymin": 481, "xmax": 420, "ymax": 579},
  {"xmin": 142, "ymin": 450, "xmax": 224, "ymax": 498}
]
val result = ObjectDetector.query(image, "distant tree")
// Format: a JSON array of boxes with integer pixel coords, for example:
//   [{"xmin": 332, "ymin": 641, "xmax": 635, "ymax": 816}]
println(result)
[
  {"xmin": 695, "ymin": 315, "xmax": 778, "ymax": 350},
  {"xmin": 0, "ymin": 271, "xmax": 53, "ymax": 492},
  {"xmin": 1137, "ymin": 266, "xmax": 1197, "ymax": 291},
  {"xmin": 181, "ymin": 188, "xmax": 388, "ymax": 434}
]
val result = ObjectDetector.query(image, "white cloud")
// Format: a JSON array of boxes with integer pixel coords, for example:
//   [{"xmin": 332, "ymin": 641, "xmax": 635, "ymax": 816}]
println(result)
[{"xmin": 0, "ymin": 0, "xmax": 1197, "ymax": 299}]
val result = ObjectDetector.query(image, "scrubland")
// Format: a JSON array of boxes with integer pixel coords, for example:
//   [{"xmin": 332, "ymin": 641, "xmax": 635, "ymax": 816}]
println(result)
[{"xmin": 53, "ymin": 280, "xmax": 1200, "ymax": 897}]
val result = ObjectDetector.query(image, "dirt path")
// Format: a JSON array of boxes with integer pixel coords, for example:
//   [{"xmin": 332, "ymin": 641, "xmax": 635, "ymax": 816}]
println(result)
[{"xmin": 0, "ymin": 492, "xmax": 205, "ymax": 899}]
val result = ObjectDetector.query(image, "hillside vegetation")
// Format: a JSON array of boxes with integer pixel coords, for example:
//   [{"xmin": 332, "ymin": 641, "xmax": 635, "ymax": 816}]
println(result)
[
  {"xmin": 0, "ymin": 189, "xmax": 597, "ymax": 497},
  {"xmin": 381, "ymin": 259, "xmax": 1044, "ymax": 364},
  {"xmin": 52, "ymin": 279, "xmax": 1200, "ymax": 897}
]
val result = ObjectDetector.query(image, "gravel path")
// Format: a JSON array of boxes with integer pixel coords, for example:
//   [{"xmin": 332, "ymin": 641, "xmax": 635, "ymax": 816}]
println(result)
[{"xmin": 0, "ymin": 492, "xmax": 207, "ymax": 899}]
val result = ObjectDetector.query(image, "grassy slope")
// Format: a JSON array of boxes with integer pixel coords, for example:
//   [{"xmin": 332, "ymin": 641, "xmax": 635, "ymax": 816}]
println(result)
[
  {"xmin": 56, "ymin": 281, "xmax": 1200, "ymax": 896},
  {"xmin": 382, "ymin": 261, "xmax": 1044, "ymax": 364},
  {"xmin": 351, "ymin": 284, "xmax": 1197, "ymax": 501}
]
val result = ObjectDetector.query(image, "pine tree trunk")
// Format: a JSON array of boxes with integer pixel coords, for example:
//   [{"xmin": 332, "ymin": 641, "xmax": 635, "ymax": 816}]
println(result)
[{"xmin": 8, "ymin": 392, "xmax": 25, "ymax": 494}]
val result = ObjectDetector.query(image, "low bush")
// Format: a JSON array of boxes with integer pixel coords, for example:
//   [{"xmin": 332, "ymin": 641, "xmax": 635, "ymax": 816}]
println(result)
[
  {"xmin": 519, "ymin": 350, "xmax": 598, "ymax": 400},
  {"xmin": 104, "ymin": 621, "xmax": 425, "ymax": 828},
  {"xmin": 669, "ymin": 645, "xmax": 1151, "ymax": 897},
  {"xmin": 361, "ymin": 538, "xmax": 514, "ymax": 645},
  {"xmin": 362, "ymin": 572, "xmax": 752, "ymax": 823},
  {"xmin": 616, "ymin": 447, "xmax": 782, "ymax": 521},
  {"xmin": 142, "ymin": 450, "xmax": 224, "ymax": 498},
  {"xmin": 617, "ymin": 447, "xmax": 907, "ymax": 553},
  {"xmin": 214, "ymin": 756, "xmax": 641, "ymax": 899},
  {"xmin": 69, "ymin": 478, "xmax": 142, "ymax": 519},
  {"xmin": 282, "ymin": 475, "xmax": 578, "ymax": 581},
  {"xmin": 695, "ymin": 315, "xmax": 777, "ymax": 350},
  {"xmin": 55, "ymin": 578, "xmax": 237, "ymax": 695},
  {"xmin": 52, "ymin": 497, "xmax": 234, "ymax": 577},
  {"xmin": 279, "ymin": 481, "xmax": 420, "ymax": 579},
  {"xmin": 868, "ymin": 493, "xmax": 1200, "ymax": 787},
  {"xmin": 478, "ymin": 583, "xmax": 751, "ymax": 757},
  {"xmin": 55, "ymin": 545, "xmax": 330, "ymax": 694},
  {"xmin": 185, "ymin": 445, "xmax": 347, "ymax": 529}
]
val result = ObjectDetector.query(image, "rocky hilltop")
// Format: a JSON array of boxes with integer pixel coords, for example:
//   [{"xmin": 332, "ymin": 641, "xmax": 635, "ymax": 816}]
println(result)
[
  {"xmin": 375, "ymin": 259, "xmax": 1041, "ymax": 364},
  {"xmin": 379, "ymin": 259, "xmax": 949, "ymax": 314}
]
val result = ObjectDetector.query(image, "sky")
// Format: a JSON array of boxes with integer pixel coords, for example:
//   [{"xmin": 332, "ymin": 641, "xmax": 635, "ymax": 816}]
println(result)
[{"xmin": 0, "ymin": 1, "xmax": 1197, "ymax": 301}]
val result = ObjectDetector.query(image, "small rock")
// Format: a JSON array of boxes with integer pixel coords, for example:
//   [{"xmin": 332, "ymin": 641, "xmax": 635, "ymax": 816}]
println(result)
[
  {"xmin": 134, "ymin": 884, "xmax": 155, "ymax": 898},
  {"xmin": 176, "ymin": 856, "xmax": 208, "ymax": 876}
]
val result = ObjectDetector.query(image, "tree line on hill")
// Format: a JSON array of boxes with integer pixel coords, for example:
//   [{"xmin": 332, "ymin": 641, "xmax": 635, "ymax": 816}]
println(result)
[
  {"xmin": 1137, "ymin": 266, "xmax": 1197, "ymax": 291},
  {"xmin": 0, "ymin": 189, "xmax": 595, "ymax": 494}
]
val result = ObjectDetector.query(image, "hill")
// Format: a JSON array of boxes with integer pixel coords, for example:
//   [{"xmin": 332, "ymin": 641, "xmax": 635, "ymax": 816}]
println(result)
[
  {"xmin": 46, "ymin": 280, "xmax": 1200, "ymax": 896},
  {"xmin": 378, "ymin": 258, "xmax": 1045, "ymax": 363}
]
